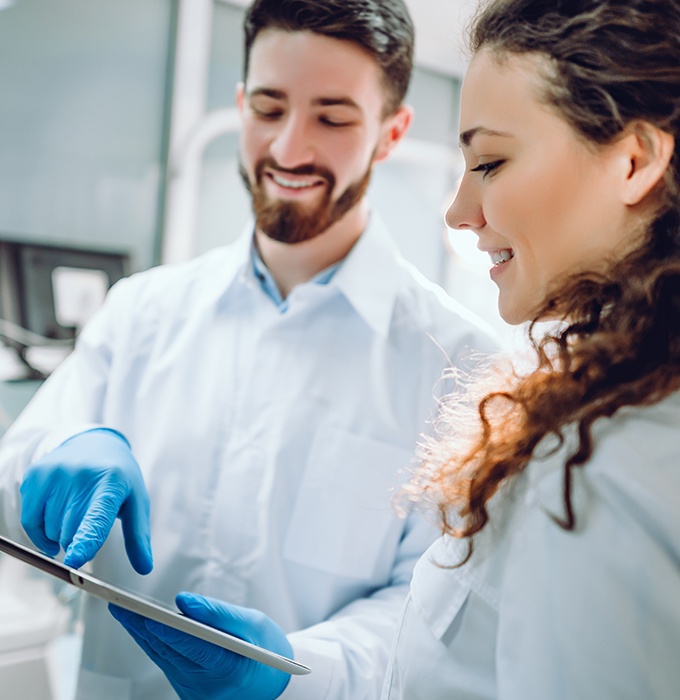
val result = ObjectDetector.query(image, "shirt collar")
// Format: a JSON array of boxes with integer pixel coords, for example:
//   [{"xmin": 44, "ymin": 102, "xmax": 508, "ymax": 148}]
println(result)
[
  {"xmin": 222, "ymin": 216, "xmax": 402, "ymax": 336},
  {"xmin": 251, "ymin": 239, "xmax": 340, "ymax": 310},
  {"xmin": 330, "ymin": 213, "xmax": 401, "ymax": 338},
  {"xmin": 222, "ymin": 225, "xmax": 256, "ymax": 288}
]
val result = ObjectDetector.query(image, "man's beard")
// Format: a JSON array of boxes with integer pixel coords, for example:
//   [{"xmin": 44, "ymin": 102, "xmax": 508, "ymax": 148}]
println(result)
[{"xmin": 239, "ymin": 156, "xmax": 373, "ymax": 244}]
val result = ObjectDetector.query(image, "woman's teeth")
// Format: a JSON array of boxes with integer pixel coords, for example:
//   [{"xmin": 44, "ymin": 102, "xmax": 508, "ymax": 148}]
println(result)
[{"xmin": 490, "ymin": 249, "xmax": 514, "ymax": 266}]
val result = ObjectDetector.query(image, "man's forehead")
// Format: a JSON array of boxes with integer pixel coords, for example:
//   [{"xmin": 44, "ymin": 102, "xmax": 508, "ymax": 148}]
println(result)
[{"xmin": 247, "ymin": 29, "xmax": 380, "ymax": 84}]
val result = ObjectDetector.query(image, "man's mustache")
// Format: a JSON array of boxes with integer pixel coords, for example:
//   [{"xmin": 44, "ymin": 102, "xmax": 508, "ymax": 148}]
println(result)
[{"xmin": 255, "ymin": 158, "xmax": 335, "ymax": 185}]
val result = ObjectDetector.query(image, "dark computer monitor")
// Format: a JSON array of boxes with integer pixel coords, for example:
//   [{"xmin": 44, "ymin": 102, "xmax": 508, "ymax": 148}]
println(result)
[{"xmin": 0, "ymin": 237, "xmax": 130, "ymax": 378}]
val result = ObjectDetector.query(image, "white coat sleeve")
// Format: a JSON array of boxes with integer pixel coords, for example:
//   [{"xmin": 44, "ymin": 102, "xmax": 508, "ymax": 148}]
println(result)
[
  {"xmin": 282, "ymin": 509, "xmax": 440, "ymax": 700},
  {"xmin": 496, "ymin": 455, "xmax": 680, "ymax": 700},
  {"xmin": 0, "ymin": 276, "xmax": 137, "ymax": 541}
]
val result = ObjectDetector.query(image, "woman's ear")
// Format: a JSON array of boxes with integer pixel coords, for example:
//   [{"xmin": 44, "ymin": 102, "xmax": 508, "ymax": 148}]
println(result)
[
  {"xmin": 620, "ymin": 121, "xmax": 675, "ymax": 206},
  {"xmin": 374, "ymin": 104, "xmax": 413, "ymax": 163}
]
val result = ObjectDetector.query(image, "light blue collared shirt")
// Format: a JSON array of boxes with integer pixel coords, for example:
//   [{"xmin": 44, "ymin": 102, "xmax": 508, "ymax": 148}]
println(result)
[{"xmin": 250, "ymin": 243, "xmax": 340, "ymax": 313}]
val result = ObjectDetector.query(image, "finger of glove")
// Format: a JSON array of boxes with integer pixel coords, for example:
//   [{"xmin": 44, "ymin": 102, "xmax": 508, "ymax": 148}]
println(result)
[
  {"xmin": 120, "ymin": 490, "xmax": 153, "ymax": 575},
  {"xmin": 109, "ymin": 605, "xmax": 179, "ymax": 673},
  {"xmin": 144, "ymin": 618, "xmax": 234, "ymax": 673},
  {"xmin": 176, "ymin": 593, "xmax": 284, "ymax": 648},
  {"xmin": 176, "ymin": 593, "xmax": 294, "ymax": 662},
  {"xmin": 21, "ymin": 518, "xmax": 60, "ymax": 557},
  {"xmin": 20, "ymin": 475, "xmax": 60, "ymax": 557},
  {"xmin": 44, "ymin": 491, "xmax": 73, "ymax": 549},
  {"xmin": 63, "ymin": 481, "xmax": 125, "ymax": 568},
  {"xmin": 176, "ymin": 593, "xmax": 254, "ymax": 639},
  {"xmin": 109, "ymin": 604, "xmax": 221, "ymax": 676},
  {"xmin": 109, "ymin": 604, "xmax": 155, "ymax": 646},
  {"xmin": 59, "ymin": 496, "xmax": 91, "ymax": 553}
]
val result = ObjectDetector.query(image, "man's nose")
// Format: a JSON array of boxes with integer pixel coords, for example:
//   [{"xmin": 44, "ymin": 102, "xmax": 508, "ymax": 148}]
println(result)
[{"xmin": 269, "ymin": 115, "xmax": 315, "ymax": 169}]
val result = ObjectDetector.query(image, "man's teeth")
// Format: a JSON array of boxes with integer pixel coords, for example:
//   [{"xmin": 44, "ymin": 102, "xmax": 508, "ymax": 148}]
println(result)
[
  {"xmin": 490, "ymin": 249, "xmax": 514, "ymax": 266},
  {"xmin": 272, "ymin": 174, "xmax": 316, "ymax": 189}
]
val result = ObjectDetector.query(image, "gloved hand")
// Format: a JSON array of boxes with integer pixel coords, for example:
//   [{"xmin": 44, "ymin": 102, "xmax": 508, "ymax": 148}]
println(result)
[
  {"xmin": 109, "ymin": 592, "xmax": 292, "ymax": 700},
  {"xmin": 20, "ymin": 428, "xmax": 152, "ymax": 573}
]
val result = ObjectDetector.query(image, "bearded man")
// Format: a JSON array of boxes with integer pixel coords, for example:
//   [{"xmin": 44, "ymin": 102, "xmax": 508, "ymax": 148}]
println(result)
[{"xmin": 0, "ymin": 1, "xmax": 497, "ymax": 699}]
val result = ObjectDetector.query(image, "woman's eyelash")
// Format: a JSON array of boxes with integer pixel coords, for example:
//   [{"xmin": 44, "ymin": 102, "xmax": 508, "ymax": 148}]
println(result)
[{"xmin": 470, "ymin": 161, "xmax": 504, "ymax": 177}]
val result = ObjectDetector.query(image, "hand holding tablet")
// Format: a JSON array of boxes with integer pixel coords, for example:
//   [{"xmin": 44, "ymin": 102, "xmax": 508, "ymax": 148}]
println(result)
[
  {"xmin": 111, "ymin": 592, "xmax": 295, "ymax": 700},
  {"xmin": 0, "ymin": 534, "xmax": 310, "ymax": 679}
]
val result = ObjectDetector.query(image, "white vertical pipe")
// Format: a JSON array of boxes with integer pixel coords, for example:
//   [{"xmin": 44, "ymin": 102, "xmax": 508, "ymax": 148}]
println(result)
[{"xmin": 161, "ymin": 0, "xmax": 214, "ymax": 265}]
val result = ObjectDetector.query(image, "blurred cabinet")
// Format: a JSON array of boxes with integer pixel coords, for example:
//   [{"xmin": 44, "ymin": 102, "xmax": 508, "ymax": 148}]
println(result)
[
  {"xmin": 0, "ymin": 0, "xmax": 175, "ymax": 272},
  {"xmin": 0, "ymin": 378, "xmax": 42, "ymax": 438}
]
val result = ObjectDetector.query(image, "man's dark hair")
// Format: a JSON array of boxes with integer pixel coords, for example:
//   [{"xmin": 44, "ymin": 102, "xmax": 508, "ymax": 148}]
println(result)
[{"xmin": 243, "ymin": 0, "xmax": 414, "ymax": 117}]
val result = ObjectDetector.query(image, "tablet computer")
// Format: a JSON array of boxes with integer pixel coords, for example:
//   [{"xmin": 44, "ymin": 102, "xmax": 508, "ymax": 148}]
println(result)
[{"xmin": 0, "ymin": 533, "xmax": 310, "ymax": 676}]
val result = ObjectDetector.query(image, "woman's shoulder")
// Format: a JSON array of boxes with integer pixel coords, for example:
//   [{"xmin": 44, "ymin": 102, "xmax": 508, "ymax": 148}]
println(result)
[
  {"xmin": 524, "ymin": 389, "xmax": 680, "ymax": 560},
  {"xmin": 589, "ymin": 390, "xmax": 680, "ymax": 481},
  {"xmin": 410, "ymin": 390, "xmax": 680, "ymax": 616}
]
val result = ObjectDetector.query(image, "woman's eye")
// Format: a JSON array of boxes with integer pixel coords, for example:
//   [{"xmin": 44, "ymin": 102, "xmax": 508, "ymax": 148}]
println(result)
[{"xmin": 470, "ymin": 160, "xmax": 504, "ymax": 178}]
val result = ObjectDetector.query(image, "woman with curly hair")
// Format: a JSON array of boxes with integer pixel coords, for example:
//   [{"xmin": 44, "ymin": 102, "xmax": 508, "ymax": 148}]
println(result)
[{"xmin": 382, "ymin": 0, "xmax": 680, "ymax": 698}]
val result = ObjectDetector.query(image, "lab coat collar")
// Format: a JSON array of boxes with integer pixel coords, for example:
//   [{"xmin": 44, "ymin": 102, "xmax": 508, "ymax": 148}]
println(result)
[
  {"xmin": 209, "ymin": 223, "xmax": 261, "ymax": 301},
  {"xmin": 331, "ymin": 213, "xmax": 401, "ymax": 338},
  {"xmin": 223, "ymin": 215, "xmax": 401, "ymax": 337}
]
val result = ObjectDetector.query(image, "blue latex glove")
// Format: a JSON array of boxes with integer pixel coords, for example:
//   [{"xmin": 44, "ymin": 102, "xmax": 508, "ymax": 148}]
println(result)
[
  {"xmin": 20, "ymin": 428, "xmax": 152, "ymax": 573},
  {"xmin": 109, "ymin": 592, "xmax": 292, "ymax": 700}
]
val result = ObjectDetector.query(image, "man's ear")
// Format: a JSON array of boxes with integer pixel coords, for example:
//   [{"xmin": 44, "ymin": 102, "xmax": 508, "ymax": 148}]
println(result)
[
  {"xmin": 374, "ymin": 104, "xmax": 413, "ymax": 163},
  {"xmin": 620, "ymin": 121, "xmax": 675, "ymax": 206},
  {"xmin": 236, "ymin": 82, "xmax": 245, "ymax": 113}
]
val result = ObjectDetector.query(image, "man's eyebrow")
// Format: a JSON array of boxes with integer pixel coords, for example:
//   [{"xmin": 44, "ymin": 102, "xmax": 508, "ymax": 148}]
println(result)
[
  {"xmin": 313, "ymin": 97, "xmax": 362, "ymax": 111},
  {"xmin": 459, "ymin": 126, "xmax": 513, "ymax": 147},
  {"xmin": 246, "ymin": 90, "xmax": 361, "ymax": 112},
  {"xmin": 247, "ymin": 87, "xmax": 286, "ymax": 100}
]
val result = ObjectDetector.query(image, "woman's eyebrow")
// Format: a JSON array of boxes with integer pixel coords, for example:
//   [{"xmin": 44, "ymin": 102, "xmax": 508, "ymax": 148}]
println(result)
[{"xmin": 460, "ymin": 126, "xmax": 513, "ymax": 148}]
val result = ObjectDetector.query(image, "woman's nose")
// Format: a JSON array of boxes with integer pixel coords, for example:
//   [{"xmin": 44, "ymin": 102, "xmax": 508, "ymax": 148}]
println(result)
[{"xmin": 445, "ymin": 176, "xmax": 485, "ymax": 231}]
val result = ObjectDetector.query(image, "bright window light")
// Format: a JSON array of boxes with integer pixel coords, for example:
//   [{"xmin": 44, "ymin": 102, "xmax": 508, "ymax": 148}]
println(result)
[{"xmin": 445, "ymin": 227, "xmax": 491, "ymax": 275}]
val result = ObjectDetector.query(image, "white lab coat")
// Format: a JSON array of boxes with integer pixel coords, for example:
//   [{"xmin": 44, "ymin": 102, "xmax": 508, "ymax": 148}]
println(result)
[
  {"xmin": 382, "ymin": 390, "xmax": 680, "ymax": 699},
  {"xmin": 0, "ymin": 216, "xmax": 498, "ymax": 700}
]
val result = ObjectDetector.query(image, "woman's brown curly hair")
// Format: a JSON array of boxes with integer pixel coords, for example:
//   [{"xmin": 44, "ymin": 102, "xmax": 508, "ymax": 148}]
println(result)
[{"xmin": 409, "ymin": 0, "xmax": 680, "ymax": 561}]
